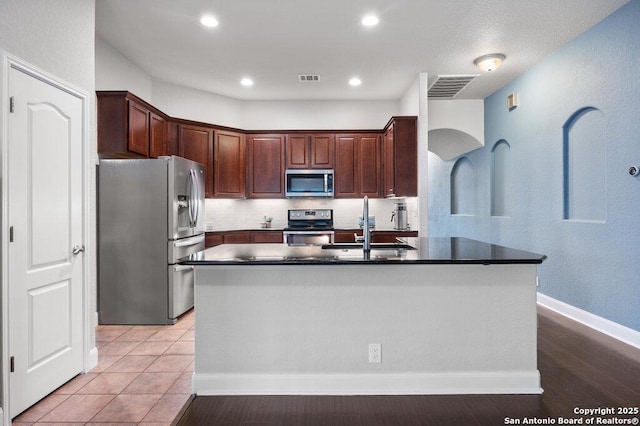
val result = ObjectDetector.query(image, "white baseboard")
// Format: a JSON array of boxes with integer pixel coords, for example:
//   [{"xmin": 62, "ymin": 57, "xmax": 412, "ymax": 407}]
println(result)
[
  {"xmin": 537, "ymin": 292, "xmax": 640, "ymax": 350},
  {"xmin": 193, "ymin": 371, "xmax": 542, "ymax": 396},
  {"xmin": 87, "ymin": 346, "xmax": 99, "ymax": 371}
]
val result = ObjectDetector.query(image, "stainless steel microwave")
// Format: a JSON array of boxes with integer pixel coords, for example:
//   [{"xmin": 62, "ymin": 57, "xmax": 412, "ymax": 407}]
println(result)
[{"xmin": 285, "ymin": 169, "xmax": 334, "ymax": 198}]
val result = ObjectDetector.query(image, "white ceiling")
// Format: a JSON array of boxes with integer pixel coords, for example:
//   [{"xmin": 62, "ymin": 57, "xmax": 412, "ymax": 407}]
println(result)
[{"xmin": 95, "ymin": 0, "xmax": 628, "ymax": 101}]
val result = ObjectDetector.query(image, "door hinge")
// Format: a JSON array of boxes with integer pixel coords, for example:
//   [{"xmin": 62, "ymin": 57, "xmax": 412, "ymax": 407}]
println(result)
[
  {"xmin": 10, "ymin": 356, "xmax": 14, "ymax": 372},
  {"xmin": 9, "ymin": 96, "xmax": 15, "ymax": 113},
  {"xmin": 10, "ymin": 226, "xmax": 14, "ymax": 242}
]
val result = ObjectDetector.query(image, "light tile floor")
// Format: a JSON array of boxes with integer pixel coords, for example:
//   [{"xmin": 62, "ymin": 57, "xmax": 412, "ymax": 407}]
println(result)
[{"xmin": 13, "ymin": 310, "xmax": 195, "ymax": 425}]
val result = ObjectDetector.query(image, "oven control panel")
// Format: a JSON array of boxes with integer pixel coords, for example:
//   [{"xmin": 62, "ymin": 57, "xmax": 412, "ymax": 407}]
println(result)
[{"xmin": 288, "ymin": 209, "xmax": 332, "ymax": 221}]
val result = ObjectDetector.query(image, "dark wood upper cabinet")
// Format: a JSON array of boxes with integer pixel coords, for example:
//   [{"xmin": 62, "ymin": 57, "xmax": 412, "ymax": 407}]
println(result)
[
  {"xmin": 97, "ymin": 92, "xmax": 417, "ymax": 200},
  {"xmin": 359, "ymin": 134, "xmax": 381, "ymax": 197},
  {"xmin": 383, "ymin": 117, "xmax": 417, "ymax": 197},
  {"xmin": 214, "ymin": 130, "xmax": 246, "ymax": 198},
  {"xmin": 335, "ymin": 133, "xmax": 380, "ymax": 198},
  {"xmin": 335, "ymin": 135, "xmax": 358, "ymax": 197},
  {"xmin": 179, "ymin": 124, "xmax": 213, "ymax": 197},
  {"xmin": 285, "ymin": 134, "xmax": 334, "ymax": 169},
  {"xmin": 310, "ymin": 134, "xmax": 334, "ymax": 168},
  {"xmin": 286, "ymin": 135, "xmax": 308, "ymax": 169},
  {"xmin": 247, "ymin": 134, "xmax": 285, "ymax": 198},
  {"xmin": 97, "ymin": 91, "xmax": 169, "ymax": 158},
  {"xmin": 127, "ymin": 100, "xmax": 149, "ymax": 156},
  {"xmin": 149, "ymin": 112, "xmax": 167, "ymax": 158}
]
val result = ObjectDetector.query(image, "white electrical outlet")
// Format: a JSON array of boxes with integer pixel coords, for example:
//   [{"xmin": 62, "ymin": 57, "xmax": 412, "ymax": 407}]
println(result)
[{"xmin": 368, "ymin": 343, "xmax": 381, "ymax": 363}]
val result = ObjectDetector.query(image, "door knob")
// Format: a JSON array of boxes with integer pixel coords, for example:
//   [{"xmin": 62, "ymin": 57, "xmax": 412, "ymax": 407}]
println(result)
[{"xmin": 72, "ymin": 245, "xmax": 85, "ymax": 255}]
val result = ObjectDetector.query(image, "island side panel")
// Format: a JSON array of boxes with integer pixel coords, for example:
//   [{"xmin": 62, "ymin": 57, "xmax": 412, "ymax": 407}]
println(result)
[{"xmin": 193, "ymin": 263, "xmax": 540, "ymax": 395}]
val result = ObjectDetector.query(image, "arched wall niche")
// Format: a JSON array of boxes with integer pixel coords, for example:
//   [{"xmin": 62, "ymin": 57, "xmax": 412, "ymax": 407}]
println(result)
[
  {"xmin": 491, "ymin": 140, "xmax": 512, "ymax": 217},
  {"xmin": 562, "ymin": 106, "xmax": 606, "ymax": 221},
  {"xmin": 450, "ymin": 157, "xmax": 475, "ymax": 215}
]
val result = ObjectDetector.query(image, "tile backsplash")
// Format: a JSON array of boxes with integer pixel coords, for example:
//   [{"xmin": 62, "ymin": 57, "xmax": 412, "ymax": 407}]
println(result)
[{"xmin": 204, "ymin": 197, "xmax": 418, "ymax": 232}]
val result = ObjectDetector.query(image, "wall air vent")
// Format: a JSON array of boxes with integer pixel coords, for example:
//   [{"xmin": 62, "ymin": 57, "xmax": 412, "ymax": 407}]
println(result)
[
  {"xmin": 298, "ymin": 75, "xmax": 320, "ymax": 82},
  {"xmin": 428, "ymin": 75, "xmax": 478, "ymax": 99}
]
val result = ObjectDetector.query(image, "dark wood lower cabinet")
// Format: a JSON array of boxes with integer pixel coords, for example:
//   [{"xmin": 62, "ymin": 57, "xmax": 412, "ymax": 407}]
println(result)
[
  {"xmin": 335, "ymin": 230, "xmax": 418, "ymax": 243},
  {"xmin": 250, "ymin": 231, "xmax": 283, "ymax": 244},
  {"xmin": 205, "ymin": 233, "xmax": 224, "ymax": 248},
  {"xmin": 206, "ymin": 230, "xmax": 412, "ymax": 246},
  {"xmin": 206, "ymin": 230, "xmax": 283, "ymax": 247}
]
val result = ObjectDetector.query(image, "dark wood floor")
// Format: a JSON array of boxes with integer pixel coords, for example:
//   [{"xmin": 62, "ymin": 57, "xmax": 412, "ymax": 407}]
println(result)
[{"xmin": 175, "ymin": 306, "xmax": 640, "ymax": 425}]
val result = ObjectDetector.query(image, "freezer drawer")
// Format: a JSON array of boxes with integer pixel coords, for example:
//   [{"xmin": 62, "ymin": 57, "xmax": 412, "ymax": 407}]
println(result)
[
  {"xmin": 169, "ymin": 264, "xmax": 195, "ymax": 321},
  {"xmin": 169, "ymin": 234, "xmax": 205, "ymax": 263}
]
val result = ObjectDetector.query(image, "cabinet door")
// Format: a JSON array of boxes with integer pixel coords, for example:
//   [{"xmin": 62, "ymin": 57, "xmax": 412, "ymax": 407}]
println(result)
[
  {"xmin": 224, "ymin": 231, "xmax": 251, "ymax": 244},
  {"xmin": 391, "ymin": 117, "xmax": 418, "ymax": 197},
  {"xmin": 310, "ymin": 134, "xmax": 335, "ymax": 169},
  {"xmin": 250, "ymin": 231, "xmax": 283, "ymax": 244},
  {"xmin": 214, "ymin": 130, "xmax": 246, "ymax": 198},
  {"xmin": 128, "ymin": 100, "xmax": 149, "ymax": 156},
  {"xmin": 334, "ymin": 135, "xmax": 358, "ymax": 197},
  {"xmin": 247, "ymin": 134, "xmax": 285, "ymax": 198},
  {"xmin": 149, "ymin": 112, "xmax": 167, "ymax": 158},
  {"xmin": 286, "ymin": 135, "xmax": 309, "ymax": 169},
  {"xmin": 359, "ymin": 134, "xmax": 381, "ymax": 197},
  {"xmin": 334, "ymin": 230, "xmax": 358, "ymax": 243},
  {"xmin": 205, "ymin": 233, "xmax": 224, "ymax": 248},
  {"xmin": 383, "ymin": 124, "xmax": 395, "ymax": 197},
  {"xmin": 179, "ymin": 124, "xmax": 213, "ymax": 197}
]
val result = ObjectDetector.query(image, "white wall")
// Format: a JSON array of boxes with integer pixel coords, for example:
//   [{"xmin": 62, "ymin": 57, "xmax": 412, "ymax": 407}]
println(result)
[
  {"xmin": 95, "ymin": 37, "xmax": 153, "ymax": 101},
  {"xmin": 242, "ymin": 100, "xmax": 398, "ymax": 130},
  {"xmin": 400, "ymin": 77, "xmax": 420, "ymax": 116},
  {"xmin": 0, "ymin": 0, "xmax": 97, "ymax": 418},
  {"xmin": 94, "ymin": 39, "xmax": 400, "ymax": 131},
  {"xmin": 152, "ymin": 80, "xmax": 244, "ymax": 128},
  {"xmin": 427, "ymin": 99, "xmax": 484, "ymax": 161}
]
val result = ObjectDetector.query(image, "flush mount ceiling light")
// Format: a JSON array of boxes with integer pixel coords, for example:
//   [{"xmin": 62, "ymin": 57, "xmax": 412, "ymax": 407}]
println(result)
[
  {"xmin": 473, "ymin": 53, "xmax": 506, "ymax": 72},
  {"xmin": 349, "ymin": 77, "xmax": 362, "ymax": 86},
  {"xmin": 361, "ymin": 14, "xmax": 379, "ymax": 27},
  {"xmin": 240, "ymin": 77, "xmax": 254, "ymax": 87},
  {"xmin": 200, "ymin": 15, "xmax": 219, "ymax": 28}
]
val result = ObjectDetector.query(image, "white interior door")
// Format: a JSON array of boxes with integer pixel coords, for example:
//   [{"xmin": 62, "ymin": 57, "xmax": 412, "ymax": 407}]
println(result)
[{"xmin": 7, "ymin": 66, "xmax": 84, "ymax": 417}]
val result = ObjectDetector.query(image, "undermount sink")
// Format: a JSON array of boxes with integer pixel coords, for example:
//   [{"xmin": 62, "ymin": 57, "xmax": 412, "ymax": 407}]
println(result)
[{"xmin": 321, "ymin": 242, "xmax": 416, "ymax": 250}]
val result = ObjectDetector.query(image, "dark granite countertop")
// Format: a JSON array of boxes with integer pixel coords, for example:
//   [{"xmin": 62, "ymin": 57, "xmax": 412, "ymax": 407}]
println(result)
[{"xmin": 181, "ymin": 237, "xmax": 546, "ymax": 265}]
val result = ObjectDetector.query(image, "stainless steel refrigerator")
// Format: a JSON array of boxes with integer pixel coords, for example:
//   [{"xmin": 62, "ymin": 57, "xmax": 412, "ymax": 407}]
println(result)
[{"xmin": 98, "ymin": 156, "xmax": 205, "ymax": 324}]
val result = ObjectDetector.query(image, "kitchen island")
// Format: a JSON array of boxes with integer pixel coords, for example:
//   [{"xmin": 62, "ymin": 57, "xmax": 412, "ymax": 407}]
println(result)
[{"xmin": 183, "ymin": 237, "xmax": 546, "ymax": 395}]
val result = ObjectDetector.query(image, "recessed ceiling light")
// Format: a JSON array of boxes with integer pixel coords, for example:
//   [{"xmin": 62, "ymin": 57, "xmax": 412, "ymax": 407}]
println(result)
[
  {"xmin": 349, "ymin": 77, "xmax": 362, "ymax": 87},
  {"xmin": 361, "ymin": 15, "xmax": 379, "ymax": 27},
  {"xmin": 200, "ymin": 15, "xmax": 219, "ymax": 28},
  {"xmin": 240, "ymin": 77, "xmax": 254, "ymax": 87}
]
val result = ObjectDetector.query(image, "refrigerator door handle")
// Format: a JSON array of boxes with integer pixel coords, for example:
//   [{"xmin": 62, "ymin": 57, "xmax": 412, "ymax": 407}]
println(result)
[
  {"xmin": 191, "ymin": 169, "xmax": 200, "ymax": 225},
  {"xmin": 187, "ymin": 169, "xmax": 195, "ymax": 227},
  {"xmin": 174, "ymin": 265, "xmax": 194, "ymax": 273},
  {"xmin": 173, "ymin": 234, "xmax": 205, "ymax": 247}
]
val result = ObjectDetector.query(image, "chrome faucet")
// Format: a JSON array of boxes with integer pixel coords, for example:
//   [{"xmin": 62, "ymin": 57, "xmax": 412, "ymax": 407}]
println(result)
[{"xmin": 361, "ymin": 196, "xmax": 371, "ymax": 251}]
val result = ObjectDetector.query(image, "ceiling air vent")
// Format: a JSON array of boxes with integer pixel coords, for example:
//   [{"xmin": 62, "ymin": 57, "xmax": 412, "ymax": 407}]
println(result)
[
  {"xmin": 428, "ymin": 75, "xmax": 478, "ymax": 99},
  {"xmin": 298, "ymin": 74, "xmax": 320, "ymax": 82}
]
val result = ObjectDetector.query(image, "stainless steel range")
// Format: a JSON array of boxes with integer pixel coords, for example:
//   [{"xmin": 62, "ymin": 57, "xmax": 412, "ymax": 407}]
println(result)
[{"xmin": 283, "ymin": 208, "xmax": 334, "ymax": 246}]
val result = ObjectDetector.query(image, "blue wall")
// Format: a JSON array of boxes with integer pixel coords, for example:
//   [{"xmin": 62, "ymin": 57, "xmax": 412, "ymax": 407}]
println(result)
[{"xmin": 428, "ymin": 0, "xmax": 640, "ymax": 332}]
